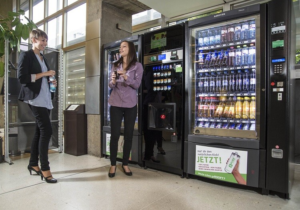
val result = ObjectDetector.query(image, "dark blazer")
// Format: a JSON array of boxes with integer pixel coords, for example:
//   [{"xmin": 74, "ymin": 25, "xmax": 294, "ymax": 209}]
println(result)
[{"xmin": 17, "ymin": 49, "xmax": 54, "ymax": 101}]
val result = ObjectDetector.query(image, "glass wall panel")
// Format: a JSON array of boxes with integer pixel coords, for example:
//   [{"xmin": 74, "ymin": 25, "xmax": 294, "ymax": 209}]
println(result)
[
  {"xmin": 47, "ymin": 16, "xmax": 62, "ymax": 49},
  {"xmin": 20, "ymin": 0, "xmax": 29, "ymax": 43},
  {"xmin": 33, "ymin": 0, "xmax": 44, "ymax": 23},
  {"xmin": 65, "ymin": 47, "xmax": 85, "ymax": 107},
  {"xmin": 48, "ymin": 0, "xmax": 63, "ymax": 16},
  {"xmin": 65, "ymin": 3, "xmax": 86, "ymax": 47}
]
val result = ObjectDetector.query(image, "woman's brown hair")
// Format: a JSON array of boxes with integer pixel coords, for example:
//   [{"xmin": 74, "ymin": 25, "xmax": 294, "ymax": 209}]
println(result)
[
  {"xmin": 30, "ymin": 29, "xmax": 48, "ymax": 43},
  {"xmin": 114, "ymin": 41, "xmax": 137, "ymax": 70}
]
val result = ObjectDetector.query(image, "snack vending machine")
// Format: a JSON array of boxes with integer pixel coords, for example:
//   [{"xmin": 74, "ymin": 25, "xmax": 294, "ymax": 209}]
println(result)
[
  {"xmin": 101, "ymin": 35, "xmax": 143, "ymax": 165},
  {"xmin": 184, "ymin": 0, "xmax": 295, "ymax": 198}
]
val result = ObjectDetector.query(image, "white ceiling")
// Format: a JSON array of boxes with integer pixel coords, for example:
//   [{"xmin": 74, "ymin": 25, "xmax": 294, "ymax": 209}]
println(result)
[{"xmin": 138, "ymin": 0, "xmax": 236, "ymax": 18}]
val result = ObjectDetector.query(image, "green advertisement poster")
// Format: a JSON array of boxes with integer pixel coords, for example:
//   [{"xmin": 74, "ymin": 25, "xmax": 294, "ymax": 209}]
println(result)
[
  {"xmin": 106, "ymin": 134, "xmax": 131, "ymax": 159},
  {"xmin": 195, "ymin": 146, "xmax": 248, "ymax": 185},
  {"xmin": 151, "ymin": 32, "xmax": 167, "ymax": 49}
]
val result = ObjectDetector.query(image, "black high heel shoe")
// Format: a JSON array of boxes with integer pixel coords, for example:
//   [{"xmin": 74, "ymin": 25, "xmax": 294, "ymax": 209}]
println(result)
[
  {"xmin": 28, "ymin": 165, "xmax": 41, "ymax": 175},
  {"xmin": 122, "ymin": 165, "xmax": 132, "ymax": 176},
  {"xmin": 108, "ymin": 166, "xmax": 117, "ymax": 178},
  {"xmin": 40, "ymin": 171, "xmax": 57, "ymax": 183}
]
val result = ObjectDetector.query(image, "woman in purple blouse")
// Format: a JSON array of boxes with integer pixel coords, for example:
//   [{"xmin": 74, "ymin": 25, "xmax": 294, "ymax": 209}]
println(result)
[{"xmin": 108, "ymin": 41, "xmax": 143, "ymax": 178}]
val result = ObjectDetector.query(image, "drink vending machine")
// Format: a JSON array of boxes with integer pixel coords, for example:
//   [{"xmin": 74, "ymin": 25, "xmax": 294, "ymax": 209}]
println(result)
[
  {"xmin": 142, "ymin": 24, "xmax": 185, "ymax": 175},
  {"xmin": 184, "ymin": 0, "xmax": 295, "ymax": 198},
  {"xmin": 101, "ymin": 35, "xmax": 143, "ymax": 165}
]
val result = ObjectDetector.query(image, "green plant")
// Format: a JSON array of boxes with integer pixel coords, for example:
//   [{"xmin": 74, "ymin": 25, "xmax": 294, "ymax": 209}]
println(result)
[{"xmin": 0, "ymin": 10, "xmax": 37, "ymax": 76}]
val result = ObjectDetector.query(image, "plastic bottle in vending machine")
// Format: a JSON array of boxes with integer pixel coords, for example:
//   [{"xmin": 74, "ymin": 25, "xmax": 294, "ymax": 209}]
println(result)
[
  {"xmin": 221, "ymin": 49, "xmax": 229, "ymax": 67},
  {"xmin": 227, "ymin": 25, "xmax": 235, "ymax": 42},
  {"xmin": 209, "ymin": 50, "xmax": 218, "ymax": 67},
  {"xmin": 215, "ymin": 27, "xmax": 221, "ymax": 45},
  {"xmin": 228, "ymin": 47, "xmax": 235, "ymax": 67},
  {"xmin": 235, "ymin": 97, "xmax": 243, "ymax": 119},
  {"xmin": 235, "ymin": 46, "xmax": 242, "ymax": 67},
  {"xmin": 209, "ymin": 73, "xmax": 216, "ymax": 93},
  {"xmin": 203, "ymin": 30, "xmax": 209, "ymax": 46},
  {"xmin": 242, "ymin": 97, "xmax": 250, "ymax": 119},
  {"xmin": 250, "ymin": 70, "xmax": 256, "ymax": 92},
  {"xmin": 241, "ymin": 21, "xmax": 250, "ymax": 40},
  {"xmin": 198, "ymin": 50, "xmax": 205, "ymax": 69},
  {"xmin": 209, "ymin": 29, "xmax": 215, "ymax": 46},
  {"xmin": 214, "ymin": 96, "xmax": 226, "ymax": 118},
  {"xmin": 243, "ymin": 70, "xmax": 250, "ymax": 91},
  {"xmin": 216, "ymin": 72, "xmax": 222, "ymax": 92},
  {"xmin": 215, "ymin": 50, "xmax": 223, "ymax": 67},
  {"xmin": 250, "ymin": 96, "xmax": 256, "ymax": 119},
  {"xmin": 222, "ymin": 97, "xmax": 231, "ymax": 118},
  {"xmin": 221, "ymin": 26, "xmax": 228, "ymax": 43},
  {"xmin": 197, "ymin": 97, "xmax": 204, "ymax": 117},
  {"xmin": 208, "ymin": 97, "xmax": 217, "ymax": 118},
  {"xmin": 249, "ymin": 20, "xmax": 256, "ymax": 39},
  {"xmin": 222, "ymin": 71, "xmax": 229, "ymax": 92},
  {"xmin": 241, "ymin": 45, "xmax": 249, "ymax": 66},
  {"xmin": 229, "ymin": 70, "xmax": 236, "ymax": 92},
  {"xmin": 202, "ymin": 97, "xmax": 209, "ymax": 118},
  {"xmin": 198, "ymin": 31, "xmax": 204, "ymax": 47},
  {"xmin": 234, "ymin": 23, "xmax": 242, "ymax": 41},
  {"xmin": 203, "ymin": 73, "xmax": 209, "ymax": 93},
  {"xmin": 236, "ymin": 70, "xmax": 243, "ymax": 92},
  {"xmin": 204, "ymin": 51, "xmax": 211, "ymax": 68},
  {"xmin": 248, "ymin": 44, "xmax": 256, "ymax": 66},
  {"xmin": 228, "ymin": 97, "xmax": 236, "ymax": 118},
  {"xmin": 198, "ymin": 73, "xmax": 204, "ymax": 92}
]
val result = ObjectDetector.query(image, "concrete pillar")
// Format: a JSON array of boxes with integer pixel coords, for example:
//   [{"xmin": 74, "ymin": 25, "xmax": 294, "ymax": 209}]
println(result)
[{"xmin": 85, "ymin": 0, "xmax": 132, "ymax": 157}]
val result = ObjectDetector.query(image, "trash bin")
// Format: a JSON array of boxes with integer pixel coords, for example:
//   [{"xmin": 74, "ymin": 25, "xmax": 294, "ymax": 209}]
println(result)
[
  {"xmin": 64, "ymin": 104, "xmax": 87, "ymax": 156},
  {"xmin": 9, "ymin": 127, "xmax": 21, "ymax": 156}
]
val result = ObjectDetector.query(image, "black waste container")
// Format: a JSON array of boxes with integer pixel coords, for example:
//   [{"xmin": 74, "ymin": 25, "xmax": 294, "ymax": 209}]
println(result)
[{"xmin": 64, "ymin": 104, "xmax": 87, "ymax": 156}]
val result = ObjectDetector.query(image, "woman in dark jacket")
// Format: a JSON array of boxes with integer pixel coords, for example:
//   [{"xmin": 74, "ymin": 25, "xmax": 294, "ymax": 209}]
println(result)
[{"xmin": 17, "ymin": 29, "xmax": 57, "ymax": 183}]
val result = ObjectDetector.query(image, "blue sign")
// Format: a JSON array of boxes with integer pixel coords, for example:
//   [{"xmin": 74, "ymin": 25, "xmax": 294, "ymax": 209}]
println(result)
[
  {"xmin": 158, "ymin": 54, "xmax": 166, "ymax": 61},
  {"xmin": 272, "ymin": 58, "xmax": 285, "ymax": 63}
]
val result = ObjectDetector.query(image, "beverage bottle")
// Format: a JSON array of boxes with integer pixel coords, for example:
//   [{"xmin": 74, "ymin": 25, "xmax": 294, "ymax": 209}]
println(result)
[
  {"xmin": 250, "ymin": 97, "xmax": 256, "ymax": 119},
  {"xmin": 250, "ymin": 70, "xmax": 256, "ymax": 92},
  {"xmin": 49, "ymin": 76, "xmax": 56, "ymax": 92},
  {"xmin": 198, "ymin": 31, "xmax": 204, "ymax": 47},
  {"xmin": 235, "ymin": 46, "xmax": 242, "ymax": 67},
  {"xmin": 229, "ymin": 70, "xmax": 236, "ymax": 92},
  {"xmin": 235, "ymin": 97, "xmax": 243, "ymax": 119},
  {"xmin": 204, "ymin": 51, "xmax": 211, "ymax": 68},
  {"xmin": 228, "ymin": 97, "xmax": 236, "ymax": 118},
  {"xmin": 203, "ymin": 73, "xmax": 209, "ymax": 93},
  {"xmin": 221, "ymin": 49, "xmax": 229, "ymax": 67},
  {"xmin": 202, "ymin": 97, "xmax": 209, "ymax": 118},
  {"xmin": 198, "ymin": 97, "xmax": 204, "ymax": 117},
  {"xmin": 216, "ymin": 73, "xmax": 222, "ymax": 92},
  {"xmin": 209, "ymin": 73, "xmax": 216, "ymax": 93},
  {"xmin": 215, "ymin": 50, "xmax": 223, "ymax": 67},
  {"xmin": 221, "ymin": 26, "xmax": 227, "ymax": 43},
  {"xmin": 209, "ymin": 50, "xmax": 218, "ymax": 67},
  {"xmin": 228, "ymin": 47, "xmax": 235, "ymax": 67},
  {"xmin": 243, "ymin": 70, "xmax": 250, "ymax": 91},
  {"xmin": 209, "ymin": 29, "xmax": 215, "ymax": 46},
  {"xmin": 241, "ymin": 45, "xmax": 249, "ymax": 66},
  {"xmin": 242, "ymin": 97, "xmax": 250, "ymax": 119},
  {"xmin": 236, "ymin": 70, "xmax": 243, "ymax": 92},
  {"xmin": 222, "ymin": 71, "xmax": 229, "ymax": 92},
  {"xmin": 227, "ymin": 25, "xmax": 235, "ymax": 42},
  {"xmin": 222, "ymin": 97, "xmax": 231, "ymax": 118},
  {"xmin": 198, "ymin": 50, "xmax": 205, "ymax": 69},
  {"xmin": 234, "ymin": 23, "xmax": 242, "ymax": 41},
  {"xmin": 248, "ymin": 44, "xmax": 256, "ymax": 65},
  {"xmin": 203, "ymin": 30, "xmax": 209, "ymax": 46},
  {"xmin": 249, "ymin": 20, "xmax": 256, "ymax": 39},
  {"xmin": 241, "ymin": 21, "xmax": 249, "ymax": 40},
  {"xmin": 198, "ymin": 73, "xmax": 204, "ymax": 92},
  {"xmin": 215, "ymin": 27, "xmax": 221, "ymax": 45},
  {"xmin": 208, "ymin": 97, "xmax": 217, "ymax": 118},
  {"xmin": 215, "ymin": 96, "xmax": 226, "ymax": 118}
]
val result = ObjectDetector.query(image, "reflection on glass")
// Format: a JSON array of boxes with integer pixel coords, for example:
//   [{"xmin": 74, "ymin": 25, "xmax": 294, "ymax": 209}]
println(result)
[
  {"xmin": 66, "ymin": 3, "xmax": 86, "ymax": 47},
  {"xmin": 47, "ymin": 16, "xmax": 62, "ymax": 49},
  {"xmin": 65, "ymin": 47, "xmax": 85, "ymax": 107},
  {"xmin": 48, "ymin": 0, "xmax": 62, "ymax": 16},
  {"xmin": 33, "ymin": 0, "xmax": 44, "ymax": 23}
]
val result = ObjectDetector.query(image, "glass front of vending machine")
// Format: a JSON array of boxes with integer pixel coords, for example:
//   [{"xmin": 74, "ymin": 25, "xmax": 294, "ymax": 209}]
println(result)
[{"xmin": 184, "ymin": 5, "xmax": 267, "ymax": 189}]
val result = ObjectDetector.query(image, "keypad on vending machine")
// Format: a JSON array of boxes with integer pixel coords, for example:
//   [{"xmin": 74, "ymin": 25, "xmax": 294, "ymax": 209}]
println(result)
[{"xmin": 273, "ymin": 64, "xmax": 283, "ymax": 74}]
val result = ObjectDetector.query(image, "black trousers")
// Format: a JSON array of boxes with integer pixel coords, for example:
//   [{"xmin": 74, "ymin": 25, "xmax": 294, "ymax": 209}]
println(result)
[
  {"xmin": 28, "ymin": 105, "xmax": 52, "ymax": 171},
  {"xmin": 143, "ymin": 105, "xmax": 162, "ymax": 159},
  {"xmin": 110, "ymin": 105, "xmax": 137, "ymax": 166}
]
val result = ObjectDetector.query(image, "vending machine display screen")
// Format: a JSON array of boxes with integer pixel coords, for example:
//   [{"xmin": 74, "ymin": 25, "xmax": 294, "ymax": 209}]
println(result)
[
  {"xmin": 151, "ymin": 31, "xmax": 167, "ymax": 49},
  {"xmin": 158, "ymin": 54, "xmax": 166, "ymax": 61}
]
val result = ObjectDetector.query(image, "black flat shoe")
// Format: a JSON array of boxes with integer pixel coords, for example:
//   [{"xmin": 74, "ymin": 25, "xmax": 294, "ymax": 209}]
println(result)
[
  {"xmin": 41, "ymin": 171, "xmax": 57, "ymax": 183},
  {"xmin": 108, "ymin": 166, "xmax": 116, "ymax": 178},
  {"xmin": 28, "ymin": 165, "xmax": 41, "ymax": 175},
  {"xmin": 122, "ymin": 165, "xmax": 132, "ymax": 176}
]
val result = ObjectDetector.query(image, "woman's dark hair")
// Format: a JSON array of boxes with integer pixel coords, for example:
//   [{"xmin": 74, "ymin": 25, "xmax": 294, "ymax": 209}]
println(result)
[{"xmin": 114, "ymin": 41, "xmax": 137, "ymax": 70}]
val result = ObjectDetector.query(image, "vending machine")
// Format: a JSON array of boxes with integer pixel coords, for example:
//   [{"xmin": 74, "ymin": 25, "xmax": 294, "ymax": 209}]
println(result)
[
  {"xmin": 101, "ymin": 35, "xmax": 143, "ymax": 165},
  {"xmin": 142, "ymin": 24, "xmax": 185, "ymax": 175},
  {"xmin": 184, "ymin": 0, "xmax": 295, "ymax": 198}
]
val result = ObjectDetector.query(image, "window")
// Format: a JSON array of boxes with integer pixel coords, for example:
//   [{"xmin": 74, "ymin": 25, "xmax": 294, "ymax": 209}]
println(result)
[
  {"xmin": 65, "ymin": 47, "xmax": 86, "ymax": 106},
  {"xmin": 65, "ymin": 3, "xmax": 86, "ymax": 47},
  {"xmin": 47, "ymin": 16, "xmax": 62, "ymax": 49},
  {"xmin": 48, "ymin": 0, "xmax": 63, "ymax": 16},
  {"xmin": 33, "ymin": 0, "xmax": 44, "ymax": 23},
  {"xmin": 20, "ymin": 0, "xmax": 29, "ymax": 43},
  {"xmin": 67, "ymin": 0, "xmax": 78, "ymax": 6},
  {"xmin": 132, "ymin": 9, "xmax": 161, "ymax": 26}
]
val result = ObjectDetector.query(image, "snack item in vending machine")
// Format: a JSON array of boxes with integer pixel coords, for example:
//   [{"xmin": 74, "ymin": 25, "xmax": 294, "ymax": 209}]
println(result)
[
  {"xmin": 229, "ymin": 123, "xmax": 236, "ymax": 129},
  {"xmin": 216, "ymin": 122, "xmax": 223, "ymax": 128},
  {"xmin": 235, "ymin": 123, "xmax": 243, "ymax": 130},
  {"xmin": 222, "ymin": 123, "xmax": 229, "ymax": 129},
  {"xmin": 210, "ymin": 122, "xmax": 216, "ymax": 128},
  {"xmin": 242, "ymin": 123, "xmax": 250, "ymax": 130},
  {"xmin": 198, "ymin": 121, "xmax": 205, "ymax": 127},
  {"xmin": 204, "ymin": 121, "xmax": 210, "ymax": 128}
]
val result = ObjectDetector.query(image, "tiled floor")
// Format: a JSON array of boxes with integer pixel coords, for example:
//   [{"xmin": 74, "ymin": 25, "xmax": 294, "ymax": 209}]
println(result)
[{"xmin": 0, "ymin": 153, "xmax": 299, "ymax": 210}]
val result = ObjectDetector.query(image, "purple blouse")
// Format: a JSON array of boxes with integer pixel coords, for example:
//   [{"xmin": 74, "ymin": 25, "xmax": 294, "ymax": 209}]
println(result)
[{"xmin": 108, "ymin": 62, "xmax": 143, "ymax": 108}]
